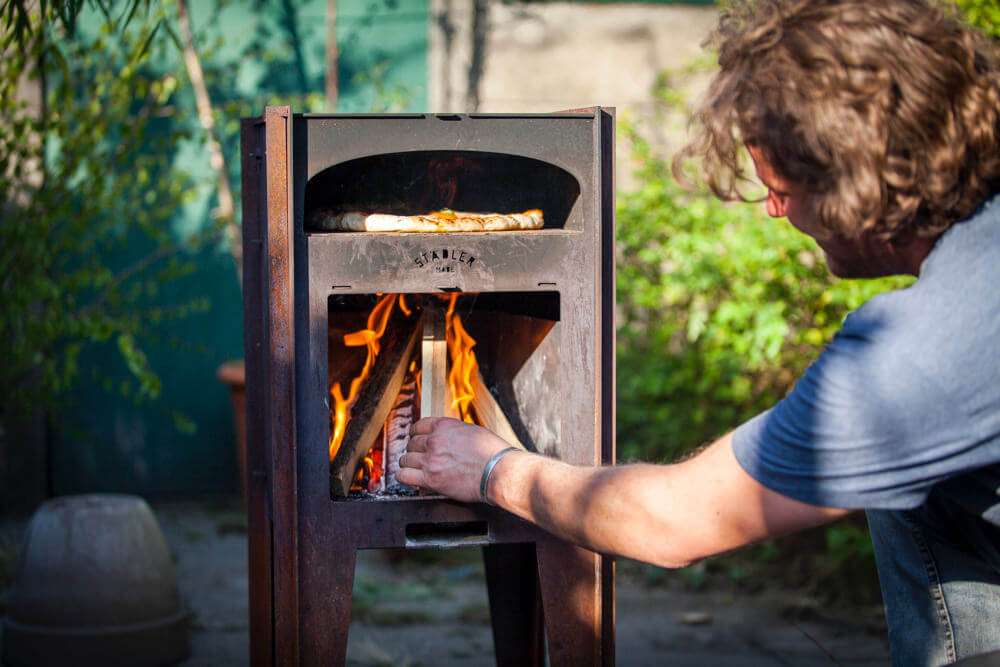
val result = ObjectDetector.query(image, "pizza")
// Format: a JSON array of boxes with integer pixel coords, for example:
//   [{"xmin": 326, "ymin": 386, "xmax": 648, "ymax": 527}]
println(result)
[{"xmin": 308, "ymin": 208, "xmax": 544, "ymax": 232}]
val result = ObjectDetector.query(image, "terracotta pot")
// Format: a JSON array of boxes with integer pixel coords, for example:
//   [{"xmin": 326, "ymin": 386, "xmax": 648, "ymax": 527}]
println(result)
[{"xmin": 216, "ymin": 360, "xmax": 246, "ymax": 500}]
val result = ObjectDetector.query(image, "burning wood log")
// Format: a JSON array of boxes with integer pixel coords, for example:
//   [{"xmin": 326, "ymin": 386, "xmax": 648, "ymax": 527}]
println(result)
[
  {"xmin": 383, "ymin": 364, "xmax": 419, "ymax": 491},
  {"xmin": 470, "ymin": 370, "xmax": 526, "ymax": 451},
  {"xmin": 330, "ymin": 310, "xmax": 422, "ymax": 497}
]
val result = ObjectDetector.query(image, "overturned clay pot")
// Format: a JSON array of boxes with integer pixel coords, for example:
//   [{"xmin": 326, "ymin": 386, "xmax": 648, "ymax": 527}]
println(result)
[{"xmin": 2, "ymin": 494, "xmax": 190, "ymax": 666}]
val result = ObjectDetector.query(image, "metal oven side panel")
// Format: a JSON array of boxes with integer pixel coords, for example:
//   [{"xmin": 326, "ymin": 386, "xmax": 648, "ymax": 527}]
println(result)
[
  {"xmin": 598, "ymin": 105, "xmax": 617, "ymax": 667},
  {"xmin": 265, "ymin": 106, "xmax": 300, "ymax": 667},
  {"xmin": 242, "ymin": 106, "xmax": 300, "ymax": 666},
  {"xmin": 241, "ymin": 115, "xmax": 274, "ymax": 667}
]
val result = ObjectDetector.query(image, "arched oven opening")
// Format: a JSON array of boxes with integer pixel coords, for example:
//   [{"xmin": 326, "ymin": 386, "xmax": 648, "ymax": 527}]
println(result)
[{"xmin": 305, "ymin": 151, "xmax": 581, "ymax": 231}]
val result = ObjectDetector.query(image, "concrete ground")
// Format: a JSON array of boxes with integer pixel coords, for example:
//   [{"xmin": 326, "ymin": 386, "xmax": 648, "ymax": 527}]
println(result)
[
  {"xmin": 151, "ymin": 501, "xmax": 890, "ymax": 666},
  {"xmin": 0, "ymin": 500, "xmax": 889, "ymax": 665}
]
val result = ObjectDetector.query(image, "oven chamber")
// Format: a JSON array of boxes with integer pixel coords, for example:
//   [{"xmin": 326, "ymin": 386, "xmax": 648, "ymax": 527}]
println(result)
[{"xmin": 241, "ymin": 107, "xmax": 615, "ymax": 665}]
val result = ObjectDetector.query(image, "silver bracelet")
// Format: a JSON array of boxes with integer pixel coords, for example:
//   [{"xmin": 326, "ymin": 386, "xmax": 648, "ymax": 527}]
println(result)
[{"xmin": 480, "ymin": 447, "xmax": 519, "ymax": 505}]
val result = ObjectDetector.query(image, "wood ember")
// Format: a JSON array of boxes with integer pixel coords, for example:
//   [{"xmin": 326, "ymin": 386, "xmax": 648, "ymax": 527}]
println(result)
[
  {"xmin": 383, "ymin": 365, "xmax": 418, "ymax": 492},
  {"xmin": 366, "ymin": 429, "xmax": 385, "ymax": 493},
  {"xmin": 330, "ymin": 308, "xmax": 421, "ymax": 498}
]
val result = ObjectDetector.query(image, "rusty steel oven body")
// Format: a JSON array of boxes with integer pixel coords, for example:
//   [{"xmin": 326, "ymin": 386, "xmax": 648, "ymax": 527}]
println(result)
[{"xmin": 241, "ymin": 106, "xmax": 615, "ymax": 665}]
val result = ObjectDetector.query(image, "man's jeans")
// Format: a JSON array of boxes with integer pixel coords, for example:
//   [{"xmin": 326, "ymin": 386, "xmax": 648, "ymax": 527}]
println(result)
[{"xmin": 868, "ymin": 508, "xmax": 1000, "ymax": 665}]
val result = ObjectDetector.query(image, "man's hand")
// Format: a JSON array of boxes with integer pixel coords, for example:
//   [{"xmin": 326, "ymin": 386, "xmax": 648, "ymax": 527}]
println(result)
[
  {"xmin": 397, "ymin": 425, "xmax": 851, "ymax": 567},
  {"xmin": 396, "ymin": 417, "xmax": 513, "ymax": 502}
]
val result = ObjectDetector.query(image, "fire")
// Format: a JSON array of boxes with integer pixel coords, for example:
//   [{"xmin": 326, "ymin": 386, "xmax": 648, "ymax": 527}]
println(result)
[
  {"xmin": 353, "ymin": 456, "xmax": 375, "ymax": 490},
  {"xmin": 329, "ymin": 293, "xmax": 485, "ymax": 495},
  {"xmin": 445, "ymin": 294, "xmax": 479, "ymax": 424},
  {"xmin": 329, "ymin": 294, "xmax": 399, "ymax": 463}
]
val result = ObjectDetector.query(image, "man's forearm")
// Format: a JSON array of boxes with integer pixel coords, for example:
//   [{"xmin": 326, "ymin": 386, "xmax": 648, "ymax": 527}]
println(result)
[
  {"xmin": 487, "ymin": 433, "xmax": 850, "ymax": 568},
  {"xmin": 399, "ymin": 419, "xmax": 850, "ymax": 567},
  {"xmin": 488, "ymin": 452, "xmax": 691, "ymax": 566}
]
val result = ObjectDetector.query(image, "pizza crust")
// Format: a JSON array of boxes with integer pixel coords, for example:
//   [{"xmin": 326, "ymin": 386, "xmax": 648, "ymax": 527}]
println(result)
[{"xmin": 309, "ymin": 209, "xmax": 544, "ymax": 232}]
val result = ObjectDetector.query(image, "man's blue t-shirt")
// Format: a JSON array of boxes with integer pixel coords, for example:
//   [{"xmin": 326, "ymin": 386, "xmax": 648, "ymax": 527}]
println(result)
[{"xmin": 733, "ymin": 194, "xmax": 1000, "ymax": 520}]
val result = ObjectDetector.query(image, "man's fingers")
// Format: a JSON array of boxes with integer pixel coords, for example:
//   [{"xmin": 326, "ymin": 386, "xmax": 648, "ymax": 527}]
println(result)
[
  {"xmin": 407, "ymin": 434, "xmax": 427, "ymax": 453},
  {"xmin": 399, "ymin": 451, "xmax": 426, "ymax": 470},
  {"xmin": 410, "ymin": 417, "xmax": 443, "ymax": 437},
  {"xmin": 394, "ymin": 466, "xmax": 425, "ymax": 489}
]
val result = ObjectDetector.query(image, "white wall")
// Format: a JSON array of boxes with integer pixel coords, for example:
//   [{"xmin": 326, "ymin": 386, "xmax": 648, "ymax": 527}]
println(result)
[
  {"xmin": 429, "ymin": 1, "xmax": 718, "ymax": 185},
  {"xmin": 479, "ymin": 3, "xmax": 715, "ymax": 114}
]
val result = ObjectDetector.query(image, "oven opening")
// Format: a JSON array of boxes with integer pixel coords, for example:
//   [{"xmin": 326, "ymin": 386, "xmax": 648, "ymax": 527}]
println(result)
[
  {"xmin": 328, "ymin": 292, "xmax": 561, "ymax": 499},
  {"xmin": 305, "ymin": 151, "xmax": 581, "ymax": 231}
]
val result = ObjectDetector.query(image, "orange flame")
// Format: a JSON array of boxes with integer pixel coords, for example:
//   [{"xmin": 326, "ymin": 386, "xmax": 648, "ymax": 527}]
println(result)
[
  {"xmin": 329, "ymin": 293, "xmax": 485, "ymax": 495},
  {"xmin": 353, "ymin": 456, "xmax": 375, "ymax": 490},
  {"xmin": 411, "ymin": 359, "xmax": 421, "ymax": 404},
  {"xmin": 329, "ymin": 294, "xmax": 398, "ymax": 462},
  {"xmin": 445, "ymin": 295, "xmax": 479, "ymax": 424}
]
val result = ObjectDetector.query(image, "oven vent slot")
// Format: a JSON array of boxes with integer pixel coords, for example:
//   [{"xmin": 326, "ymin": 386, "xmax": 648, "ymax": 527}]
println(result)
[{"xmin": 405, "ymin": 521, "xmax": 489, "ymax": 548}]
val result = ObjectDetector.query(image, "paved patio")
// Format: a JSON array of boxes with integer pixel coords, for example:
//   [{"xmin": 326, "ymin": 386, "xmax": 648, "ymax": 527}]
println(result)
[
  {"xmin": 151, "ymin": 500, "xmax": 889, "ymax": 666},
  {"xmin": 0, "ymin": 499, "xmax": 889, "ymax": 665}
]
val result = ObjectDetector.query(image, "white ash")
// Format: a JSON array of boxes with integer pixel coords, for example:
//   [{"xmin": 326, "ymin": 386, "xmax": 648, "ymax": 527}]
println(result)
[{"xmin": 383, "ymin": 371, "xmax": 417, "ymax": 492}]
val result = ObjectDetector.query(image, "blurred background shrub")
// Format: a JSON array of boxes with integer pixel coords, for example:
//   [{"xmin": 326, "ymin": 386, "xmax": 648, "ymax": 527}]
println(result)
[{"xmin": 1, "ymin": 3, "xmax": 203, "ymax": 445}]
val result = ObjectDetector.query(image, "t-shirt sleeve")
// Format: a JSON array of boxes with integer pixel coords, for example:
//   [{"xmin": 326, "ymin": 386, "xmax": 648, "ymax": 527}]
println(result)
[{"xmin": 732, "ymin": 306, "xmax": 984, "ymax": 510}]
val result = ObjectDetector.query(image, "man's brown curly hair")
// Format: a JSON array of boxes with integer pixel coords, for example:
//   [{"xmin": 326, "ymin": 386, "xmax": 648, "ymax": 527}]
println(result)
[{"xmin": 678, "ymin": 0, "xmax": 1000, "ymax": 244}]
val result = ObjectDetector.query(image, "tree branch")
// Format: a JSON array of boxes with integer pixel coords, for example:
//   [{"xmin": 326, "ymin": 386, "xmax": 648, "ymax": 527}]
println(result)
[
  {"xmin": 175, "ymin": 0, "xmax": 241, "ymax": 285},
  {"xmin": 326, "ymin": 0, "xmax": 338, "ymax": 109}
]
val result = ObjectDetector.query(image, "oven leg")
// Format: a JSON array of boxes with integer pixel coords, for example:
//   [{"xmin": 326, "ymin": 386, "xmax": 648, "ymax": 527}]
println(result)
[
  {"xmin": 536, "ymin": 536, "xmax": 612, "ymax": 666},
  {"xmin": 324, "ymin": 541, "xmax": 358, "ymax": 666},
  {"xmin": 483, "ymin": 543, "xmax": 545, "ymax": 666}
]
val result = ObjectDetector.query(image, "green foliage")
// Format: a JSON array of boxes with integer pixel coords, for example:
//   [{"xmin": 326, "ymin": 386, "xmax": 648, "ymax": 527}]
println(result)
[
  {"xmin": 0, "ymin": 5, "xmax": 202, "ymax": 438},
  {"xmin": 825, "ymin": 521, "xmax": 875, "ymax": 565},
  {"xmin": 1, "ymin": 1, "xmax": 151, "ymax": 50},
  {"xmin": 678, "ymin": 560, "xmax": 709, "ymax": 590},
  {"xmin": 615, "ymin": 71, "xmax": 912, "ymax": 464},
  {"xmin": 956, "ymin": 0, "xmax": 1000, "ymax": 41},
  {"xmin": 352, "ymin": 60, "xmax": 416, "ymax": 113}
]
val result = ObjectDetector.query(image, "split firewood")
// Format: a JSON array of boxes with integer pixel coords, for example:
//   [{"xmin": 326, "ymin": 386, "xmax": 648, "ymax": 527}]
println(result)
[
  {"xmin": 415, "ymin": 300, "xmax": 454, "ymax": 496},
  {"xmin": 420, "ymin": 299, "xmax": 449, "ymax": 419},
  {"xmin": 470, "ymin": 370, "xmax": 526, "ymax": 451},
  {"xmin": 330, "ymin": 310, "xmax": 422, "ymax": 498}
]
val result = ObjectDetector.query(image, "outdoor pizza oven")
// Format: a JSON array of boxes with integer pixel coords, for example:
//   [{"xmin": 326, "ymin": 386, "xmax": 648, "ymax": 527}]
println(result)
[{"xmin": 240, "ymin": 107, "xmax": 615, "ymax": 665}]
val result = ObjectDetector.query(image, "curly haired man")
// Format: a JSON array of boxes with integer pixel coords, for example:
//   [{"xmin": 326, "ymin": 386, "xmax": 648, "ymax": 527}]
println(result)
[{"xmin": 398, "ymin": 1, "xmax": 1000, "ymax": 663}]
